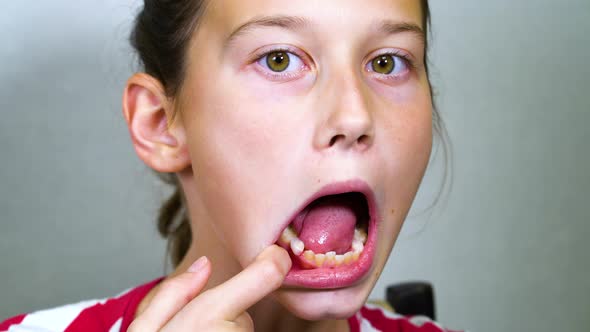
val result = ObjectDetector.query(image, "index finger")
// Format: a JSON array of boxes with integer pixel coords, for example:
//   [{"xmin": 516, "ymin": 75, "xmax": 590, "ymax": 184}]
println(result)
[{"xmin": 200, "ymin": 245, "xmax": 292, "ymax": 320}]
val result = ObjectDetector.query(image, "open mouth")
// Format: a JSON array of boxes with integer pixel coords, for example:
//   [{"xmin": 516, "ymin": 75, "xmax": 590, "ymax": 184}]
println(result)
[
  {"xmin": 278, "ymin": 192, "xmax": 369, "ymax": 268},
  {"xmin": 276, "ymin": 180, "xmax": 378, "ymax": 289}
]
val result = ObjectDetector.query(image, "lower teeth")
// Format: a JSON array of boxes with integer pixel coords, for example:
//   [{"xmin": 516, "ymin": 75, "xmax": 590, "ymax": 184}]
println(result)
[{"xmin": 278, "ymin": 225, "xmax": 367, "ymax": 268}]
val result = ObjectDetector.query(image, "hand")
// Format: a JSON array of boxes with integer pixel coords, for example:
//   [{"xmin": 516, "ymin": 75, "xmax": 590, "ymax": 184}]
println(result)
[{"xmin": 129, "ymin": 245, "xmax": 292, "ymax": 332}]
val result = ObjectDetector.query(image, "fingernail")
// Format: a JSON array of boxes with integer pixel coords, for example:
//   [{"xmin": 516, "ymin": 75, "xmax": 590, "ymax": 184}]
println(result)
[{"xmin": 188, "ymin": 256, "xmax": 208, "ymax": 273}]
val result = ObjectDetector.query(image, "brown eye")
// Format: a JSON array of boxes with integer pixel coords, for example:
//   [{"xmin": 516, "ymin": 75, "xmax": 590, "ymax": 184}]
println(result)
[
  {"xmin": 266, "ymin": 51, "xmax": 290, "ymax": 72},
  {"xmin": 371, "ymin": 54, "xmax": 395, "ymax": 74}
]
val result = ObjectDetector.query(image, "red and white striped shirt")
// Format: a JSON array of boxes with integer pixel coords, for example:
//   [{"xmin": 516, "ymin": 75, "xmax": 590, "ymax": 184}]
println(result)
[{"xmin": 1, "ymin": 278, "xmax": 462, "ymax": 332}]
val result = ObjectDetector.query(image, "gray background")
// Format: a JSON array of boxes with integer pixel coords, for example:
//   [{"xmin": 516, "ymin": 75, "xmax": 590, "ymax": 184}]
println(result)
[{"xmin": 1, "ymin": 1, "xmax": 589, "ymax": 331}]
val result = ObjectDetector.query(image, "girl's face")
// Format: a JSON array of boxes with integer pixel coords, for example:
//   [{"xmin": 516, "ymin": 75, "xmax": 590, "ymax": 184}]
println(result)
[{"xmin": 177, "ymin": 0, "xmax": 432, "ymax": 320}]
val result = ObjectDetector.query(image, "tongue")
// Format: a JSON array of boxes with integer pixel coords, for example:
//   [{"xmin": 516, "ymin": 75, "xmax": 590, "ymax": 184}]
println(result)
[{"xmin": 292, "ymin": 196, "xmax": 357, "ymax": 254}]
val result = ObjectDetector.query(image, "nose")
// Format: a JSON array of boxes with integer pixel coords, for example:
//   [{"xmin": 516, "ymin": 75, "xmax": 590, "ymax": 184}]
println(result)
[{"xmin": 313, "ymin": 73, "xmax": 375, "ymax": 152}]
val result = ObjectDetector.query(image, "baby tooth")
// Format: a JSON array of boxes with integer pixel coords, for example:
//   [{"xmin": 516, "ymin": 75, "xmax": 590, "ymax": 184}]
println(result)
[
  {"xmin": 325, "ymin": 251, "xmax": 336, "ymax": 267},
  {"xmin": 352, "ymin": 240, "xmax": 364, "ymax": 253},
  {"xmin": 334, "ymin": 254, "xmax": 345, "ymax": 266},
  {"xmin": 343, "ymin": 252, "xmax": 353, "ymax": 265},
  {"xmin": 290, "ymin": 238, "xmax": 305, "ymax": 256},
  {"xmin": 352, "ymin": 251, "xmax": 360, "ymax": 261},
  {"xmin": 280, "ymin": 226, "xmax": 297, "ymax": 243},
  {"xmin": 303, "ymin": 250, "xmax": 315, "ymax": 262},
  {"xmin": 315, "ymin": 253, "xmax": 326, "ymax": 267},
  {"xmin": 354, "ymin": 228, "xmax": 367, "ymax": 244}
]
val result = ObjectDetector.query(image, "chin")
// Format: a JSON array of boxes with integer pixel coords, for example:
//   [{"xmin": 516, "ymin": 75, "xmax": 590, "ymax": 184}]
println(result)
[{"xmin": 273, "ymin": 280, "xmax": 374, "ymax": 321}]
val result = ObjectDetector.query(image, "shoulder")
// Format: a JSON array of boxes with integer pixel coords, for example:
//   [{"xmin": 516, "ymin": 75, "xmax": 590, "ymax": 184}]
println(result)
[
  {"xmin": 0, "ymin": 277, "xmax": 163, "ymax": 332},
  {"xmin": 348, "ymin": 302, "xmax": 465, "ymax": 332}
]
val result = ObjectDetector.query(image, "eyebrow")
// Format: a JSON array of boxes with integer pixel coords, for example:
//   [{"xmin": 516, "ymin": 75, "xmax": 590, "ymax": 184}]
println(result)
[
  {"xmin": 378, "ymin": 20, "xmax": 425, "ymax": 46},
  {"xmin": 224, "ymin": 15, "xmax": 425, "ymax": 48}
]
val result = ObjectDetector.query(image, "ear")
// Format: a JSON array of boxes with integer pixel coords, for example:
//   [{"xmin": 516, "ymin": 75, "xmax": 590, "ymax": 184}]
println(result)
[{"xmin": 122, "ymin": 73, "xmax": 190, "ymax": 172}]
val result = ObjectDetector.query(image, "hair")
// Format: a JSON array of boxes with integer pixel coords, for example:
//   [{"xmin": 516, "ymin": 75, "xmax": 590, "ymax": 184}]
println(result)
[{"xmin": 129, "ymin": 0, "xmax": 451, "ymax": 267}]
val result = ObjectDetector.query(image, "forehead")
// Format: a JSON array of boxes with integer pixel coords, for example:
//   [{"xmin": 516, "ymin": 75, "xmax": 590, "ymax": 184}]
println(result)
[{"xmin": 201, "ymin": 0, "xmax": 424, "ymax": 38}]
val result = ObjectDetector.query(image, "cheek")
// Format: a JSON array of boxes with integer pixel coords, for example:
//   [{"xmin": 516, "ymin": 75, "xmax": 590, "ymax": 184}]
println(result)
[
  {"xmin": 375, "ymin": 74, "xmax": 433, "ymax": 196},
  {"xmin": 372, "ymin": 81, "xmax": 433, "ymax": 257},
  {"xmin": 180, "ymin": 76, "xmax": 309, "ymax": 262}
]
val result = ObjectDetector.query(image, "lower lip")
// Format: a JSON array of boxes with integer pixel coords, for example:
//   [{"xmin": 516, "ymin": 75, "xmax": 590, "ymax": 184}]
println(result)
[
  {"xmin": 283, "ymin": 222, "xmax": 376, "ymax": 288},
  {"xmin": 279, "ymin": 180, "xmax": 379, "ymax": 289}
]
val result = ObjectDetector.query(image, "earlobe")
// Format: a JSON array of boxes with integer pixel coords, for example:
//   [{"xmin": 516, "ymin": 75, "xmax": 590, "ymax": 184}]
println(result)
[{"xmin": 122, "ymin": 73, "xmax": 190, "ymax": 173}]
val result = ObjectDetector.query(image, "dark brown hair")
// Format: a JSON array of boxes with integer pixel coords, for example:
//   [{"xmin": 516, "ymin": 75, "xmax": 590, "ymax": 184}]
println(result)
[{"xmin": 129, "ymin": 0, "xmax": 450, "ymax": 267}]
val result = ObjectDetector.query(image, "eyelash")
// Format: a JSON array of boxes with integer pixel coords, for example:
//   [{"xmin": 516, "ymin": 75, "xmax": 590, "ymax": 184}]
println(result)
[
  {"xmin": 252, "ymin": 46, "xmax": 309, "ymax": 81},
  {"xmin": 252, "ymin": 46, "xmax": 415, "ymax": 82},
  {"xmin": 366, "ymin": 50, "xmax": 415, "ymax": 82}
]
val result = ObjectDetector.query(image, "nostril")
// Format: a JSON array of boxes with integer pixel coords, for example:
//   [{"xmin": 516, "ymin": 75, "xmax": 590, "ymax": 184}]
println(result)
[
  {"xmin": 357, "ymin": 135, "xmax": 370, "ymax": 146},
  {"xmin": 328, "ymin": 134, "xmax": 371, "ymax": 148},
  {"xmin": 329, "ymin": 134, "xmax": 345, "ymax": 147}
]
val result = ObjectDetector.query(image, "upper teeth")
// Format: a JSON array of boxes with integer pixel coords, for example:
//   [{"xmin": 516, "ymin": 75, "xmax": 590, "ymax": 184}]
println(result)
[
  {"xmin": 280, "ymin": 226, "xmax": 297, "ymax": 243},
  {"xmin": 278, "ymin": 225, "xmax": 368, "ymax": 268}
]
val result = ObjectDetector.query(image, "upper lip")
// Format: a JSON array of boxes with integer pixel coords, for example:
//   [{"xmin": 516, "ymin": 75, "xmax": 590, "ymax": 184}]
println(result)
[{"xmin": 273, "ymin": 178, "xmax": 376, "ymax": 245}]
